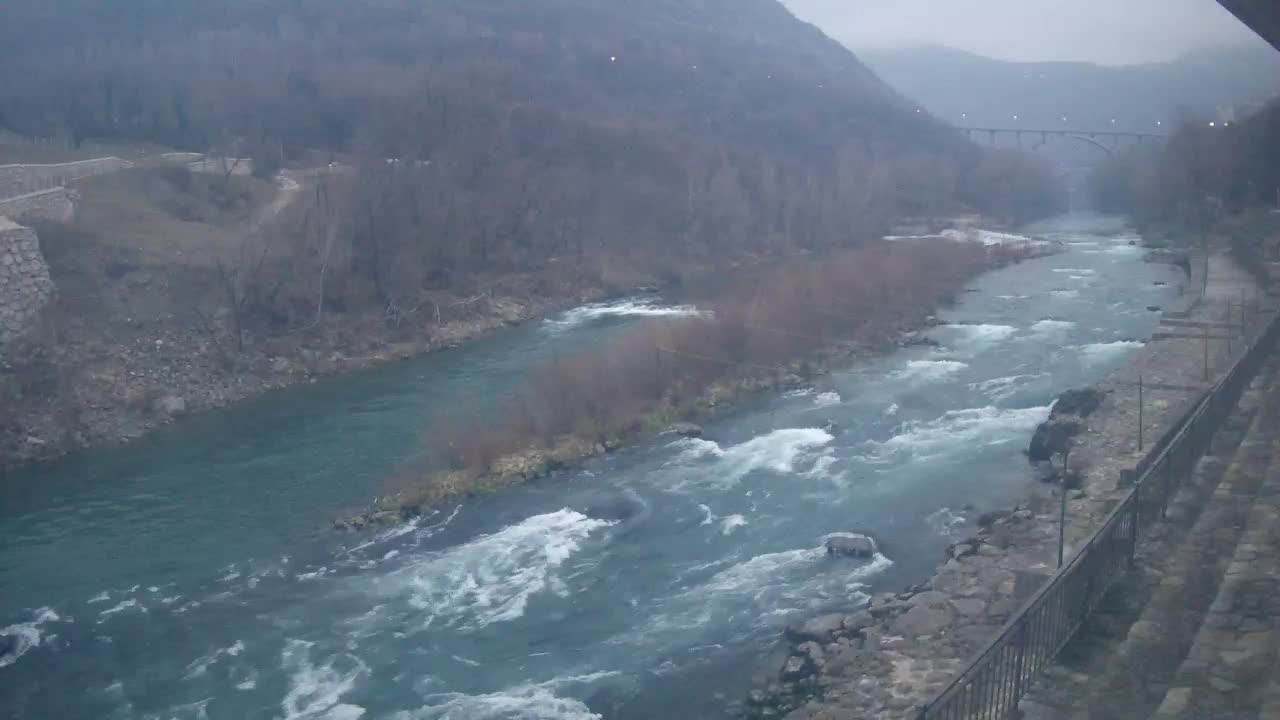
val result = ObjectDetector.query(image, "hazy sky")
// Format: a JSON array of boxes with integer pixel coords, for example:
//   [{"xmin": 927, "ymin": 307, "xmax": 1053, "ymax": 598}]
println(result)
[{"xmin": 781, "ymin": 0, "xmax": 1269, "ymax": 65}]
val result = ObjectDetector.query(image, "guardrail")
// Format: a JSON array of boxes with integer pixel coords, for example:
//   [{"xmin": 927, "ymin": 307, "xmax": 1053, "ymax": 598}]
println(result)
[
  {"xmin": 915, "ymin": 310, "xmax": 1280, "ymax": 720},
  {"xmin": 0, "ymin": 157, "xmax": 133, "ymax": 200}
]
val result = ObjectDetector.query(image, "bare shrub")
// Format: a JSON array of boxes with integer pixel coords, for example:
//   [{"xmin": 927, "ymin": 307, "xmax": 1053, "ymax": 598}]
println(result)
[{"xmin": 422, "ymin": 239, "xmax": 998, "ymax": 478}]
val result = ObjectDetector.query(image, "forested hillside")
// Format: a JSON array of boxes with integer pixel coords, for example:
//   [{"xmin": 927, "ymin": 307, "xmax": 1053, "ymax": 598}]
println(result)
[
  {"xmin": 1091, "ymin": 99, "xmax": 1280, "ymax": 255},
  {"xmin": 0, "ymin": 0, "xmax": 1063, "ymax": 468},
  {"xmin": 862, "ymin": 45, "xmax": 1280, "ymax": 132},
  {"xmin": 0, "ymin": 0, "xmax": 1059, "ymax": 295}
]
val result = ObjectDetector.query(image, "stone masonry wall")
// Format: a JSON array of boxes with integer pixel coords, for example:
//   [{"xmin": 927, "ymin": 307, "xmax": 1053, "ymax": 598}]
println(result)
[
  {"xmin": 0, "ymin": 187, "xmax": 76, "ymax": 223},
  {"xmin": 0, "ymin": 217, "xmax": 54, "ymax": 346},
  {"xmin": 0, "ymin": 157, "xmax": 133, "ymax": 198}
]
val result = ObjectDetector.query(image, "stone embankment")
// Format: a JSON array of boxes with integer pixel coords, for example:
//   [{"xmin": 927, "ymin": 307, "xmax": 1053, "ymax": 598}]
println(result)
[
  {"xmin": 0, "ymin": 157, "xmax": 133, "ymax": 198},
  {"xmin": 0, "ymin": 152, "xmax": 240, "ymax": 351},
  {"xmin": 0, "ymin": 158, "xmax": 131, "ymax": 350},
  {"xmin": 1020, "ymin": 353, "xmax": 1280, "ymax": 720},
  {"xmin": 742, "ymin": 251, "xmax": 1270, "ymax": 720},
  {"xmin": 0, "ymin": 187, "xmax": 76, "ymax": 223},
  {"xmin": 0, "ymin": 217, "xmax": 54, "ymax": 346}
]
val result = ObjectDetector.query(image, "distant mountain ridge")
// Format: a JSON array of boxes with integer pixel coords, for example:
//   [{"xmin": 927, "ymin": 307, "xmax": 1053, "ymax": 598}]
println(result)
[{"xmin": 861, "ymin": 44, "xmax": 1280, "ymax": 132}]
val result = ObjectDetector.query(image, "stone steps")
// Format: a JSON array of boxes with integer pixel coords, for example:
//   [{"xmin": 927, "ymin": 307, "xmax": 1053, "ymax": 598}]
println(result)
[
  {"xmin": 1258, "ymin": 670, "xmax": 1280, "ymax": 720},
  {"xmin": 1084, "ymin": 375, "xmax": 1280, "ymax": 719},
  {"xmin": 1150, "ymin": 428, "xmax": 1280, "ymax": 719},
  {"xmin": 1019, "ymin": 359, "xmax": 1278, "ymax": 720}
]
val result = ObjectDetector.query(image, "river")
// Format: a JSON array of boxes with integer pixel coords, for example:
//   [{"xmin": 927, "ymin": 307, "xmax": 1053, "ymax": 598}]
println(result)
[{"xmin": 0, "ymin": 215, "xmax": 1183, "ymax": 720}]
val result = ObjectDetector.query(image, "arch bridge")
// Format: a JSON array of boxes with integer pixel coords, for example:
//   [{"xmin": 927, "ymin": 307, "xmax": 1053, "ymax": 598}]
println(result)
[{"xmin": 958, "ymin": 127, "xmax": 1169, "ymax": 156}]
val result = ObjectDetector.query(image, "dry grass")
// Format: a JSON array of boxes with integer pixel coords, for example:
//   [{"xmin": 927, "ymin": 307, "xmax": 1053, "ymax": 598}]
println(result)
[{"xmin": 72, "ymin": 168, "xmax": 275, "ymax": 266}]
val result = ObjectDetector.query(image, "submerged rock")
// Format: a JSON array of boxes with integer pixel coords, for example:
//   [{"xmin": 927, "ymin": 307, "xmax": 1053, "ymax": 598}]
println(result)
[
  {"xmin": 582, "ymin": 488, "xmax": 649, "ymax": 524},
  {"xmin": 152, "ymin": 394, "xmax": 187, "ymax": 418},
  {"xmin": 669, "ymin": 422, "xmax": 704, "ymax": 438},
  {"xmin": 586, "ymin": 685, "xmax": 631, "ymax": 718}
]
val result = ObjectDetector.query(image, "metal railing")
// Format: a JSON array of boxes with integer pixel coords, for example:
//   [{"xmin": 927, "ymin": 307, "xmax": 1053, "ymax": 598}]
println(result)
[{"xmin": 915, "ymin": 311, "xmax": 1280, "ymax": 720}]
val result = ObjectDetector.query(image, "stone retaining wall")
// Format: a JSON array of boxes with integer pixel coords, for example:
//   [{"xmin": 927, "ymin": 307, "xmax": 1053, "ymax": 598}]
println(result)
[
  {"xmin": 0, "ymin": 157, "xmax": 133, "ymax": 199},
  {"xmin": 0, "ymin": 217, "xmax": 53, "ymax": 346},
  {"xmin": 0, "ymin": 187, "xmax": 76, "ymax": 223}
]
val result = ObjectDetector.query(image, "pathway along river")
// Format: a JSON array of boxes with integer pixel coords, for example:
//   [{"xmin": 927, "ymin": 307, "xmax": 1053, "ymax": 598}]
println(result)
[{"xmin": 1, "ymin": 215, "xmax": 1183, "ymax": 720}]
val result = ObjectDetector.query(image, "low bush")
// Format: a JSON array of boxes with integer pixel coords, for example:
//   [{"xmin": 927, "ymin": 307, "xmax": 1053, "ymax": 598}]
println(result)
[{"xmin": 396, "ymin": 238, "xmax": 1025, "ymax": 504}]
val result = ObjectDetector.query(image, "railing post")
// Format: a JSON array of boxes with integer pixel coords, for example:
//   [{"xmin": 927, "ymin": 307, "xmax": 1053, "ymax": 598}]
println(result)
[
  {"xmin": 1203, "ymin": 325, "xmax": 1210, "ymax": 383},
  {"xmin": 1129, "ymin": 484, "xmax": 1141, "ymax": 567},
  {"xmin": 1010, "ymin": 623, "xmax": 1029, "ymax": 719},
  {"xmin": 1162, "ymin": 453, "xmax": 1172, "ymax": 515},
  {"xmin": 1138, "ymin": 375, "xmax": 1144, "ymax": 453}
]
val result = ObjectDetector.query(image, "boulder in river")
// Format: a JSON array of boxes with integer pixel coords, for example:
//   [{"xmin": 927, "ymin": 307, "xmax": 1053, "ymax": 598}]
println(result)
[
  {"xmin": 1028, "ymin": 386, "xmax": 1105, "ymax": 462},
  {"xmin": 669, "ymin": 422, "xmax": 704, "ymax": 438},
  {"xmin": 1052, "ymin": 387, "xmax": 1105, "ymax": 418},
  {"xmin": 1028, "ymin": 417, "xmax": 1081, "ymax": 462},
  {"xmin": 826, "ymin": 533, "xmax": 876, "ymax": 559}
]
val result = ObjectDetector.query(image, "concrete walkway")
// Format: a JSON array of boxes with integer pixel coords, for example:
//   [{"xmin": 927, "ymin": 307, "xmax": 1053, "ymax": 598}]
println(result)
[
  {"xmin": 1022, "ymin": 350, "xmax": 1280, "ymax": 720},
  {"xmin": 1152, "ymin": 405, "xmax": 1280, "ymax": 719}
]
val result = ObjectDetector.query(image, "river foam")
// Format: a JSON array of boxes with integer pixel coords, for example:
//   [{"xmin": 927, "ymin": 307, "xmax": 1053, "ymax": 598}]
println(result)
[
  {"xmin": 669, "ymin": 428, "xmax": 836, "ymax": 486},
  {"xmin": 1080, "ymin": 340, "xmax": 1145, "ymax": 367},
  {"xmin": 969, "ymin": 374, "xmax": 1045, "ymax": 402},
  {"xmin": 397, "ymin": 673, "xmax": 618, "ymax": 720},
  {"xmin": 934, "ymin": 324, "xmax": 1017, "ymax": 355},
  {"xmin": 892, "ymin": 360, "xmax": 969, "ymax": 382},
  {"xmin": 280, "ymin": 640, "xmax": 368, "ymax": 720},
  {"xmin": 1031, "ymin": 319, "xmax": 1076, "ymax": 335},
  {"xmin": 0, "ymin": 607, "xmax": 60, "ymax": 668},
  {"xmin": 544, "ymin": 298, "xmax": 702, "ymax": 332},
  {"xmin": 372, "ymin": 509, "xmax": 614, "ymax": 630},
  {"xmin": 869, "ymin": 405, "xmax": 1051, "ymax": 462}
]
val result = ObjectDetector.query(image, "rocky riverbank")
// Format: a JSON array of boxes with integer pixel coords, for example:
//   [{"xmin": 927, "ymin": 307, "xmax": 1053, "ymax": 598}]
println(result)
[
  {"xmin": 738, "ymin": 249, "xmax": 1261, "ymax": 720},
  {"xmin": 0, "ymin": 286, "xmax": 606, "ymax": 472}
]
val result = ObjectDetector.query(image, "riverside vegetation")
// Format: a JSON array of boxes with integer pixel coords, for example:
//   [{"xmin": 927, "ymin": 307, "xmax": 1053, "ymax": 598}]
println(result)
[
  {"xmin": 351, "ymin": 237, "xmax": 1044, "ymax": 525},
  {"xmin": 1092, "ymin": 98, "xmax": 1280, "ymax": 272}
]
